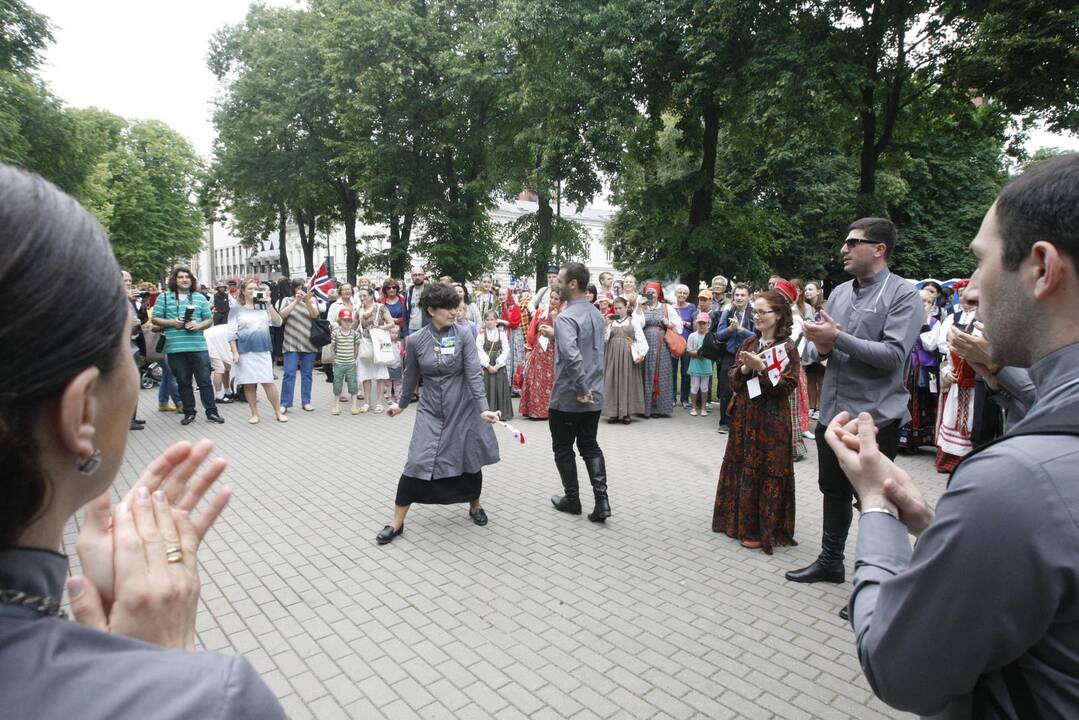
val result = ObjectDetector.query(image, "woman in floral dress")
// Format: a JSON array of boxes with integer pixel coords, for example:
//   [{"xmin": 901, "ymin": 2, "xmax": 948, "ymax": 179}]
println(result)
[
  {"xmin": 636, "ymin": 281, "xmax": 682, "ymax": 418},
  {"xmin": 712, "ymin": 290, "xmax": 799, "ymax": 554},
  {"xmin": 518, "ymin": 288, "xmax": 561, "ymax": 419}
]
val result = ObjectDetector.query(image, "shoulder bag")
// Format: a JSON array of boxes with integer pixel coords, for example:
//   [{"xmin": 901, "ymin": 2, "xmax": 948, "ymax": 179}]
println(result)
[
  {"xmin": 310, "ymin": 312, "xmax": 333, "ymax": 348},
  {"xmin": 664, "ymin": 304, "xmax": 687, "ymax": 358}
]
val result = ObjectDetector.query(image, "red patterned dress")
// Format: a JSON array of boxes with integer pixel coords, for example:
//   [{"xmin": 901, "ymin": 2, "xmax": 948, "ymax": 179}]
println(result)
[
  {"xmin": 712, "ymin": 336, "xmax": 799, "ymax": 554},
  {"xmin": 518, "ymin": 313, "xmax": 556, "ymax": 419}
]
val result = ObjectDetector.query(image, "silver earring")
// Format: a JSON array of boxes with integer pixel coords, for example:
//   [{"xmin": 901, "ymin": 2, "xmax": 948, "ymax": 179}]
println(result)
[{"xmin": 75, "ymin": 449, "xmax": 102, "ymax": 476}]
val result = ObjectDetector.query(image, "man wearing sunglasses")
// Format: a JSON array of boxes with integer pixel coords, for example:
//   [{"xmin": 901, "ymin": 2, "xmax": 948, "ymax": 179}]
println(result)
[{"xmin": 785, "ymin": 217, "xmax": 922, "ymax": 607}]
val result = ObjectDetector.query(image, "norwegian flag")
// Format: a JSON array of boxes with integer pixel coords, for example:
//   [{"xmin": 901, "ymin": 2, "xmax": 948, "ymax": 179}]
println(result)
[
  {"xmin": 308, "ymin": 262, "xmax": 335, "ymax": 301},
  {"xmin": 764, "ymin": 344, "xmax": 790, "ymax": 387}
]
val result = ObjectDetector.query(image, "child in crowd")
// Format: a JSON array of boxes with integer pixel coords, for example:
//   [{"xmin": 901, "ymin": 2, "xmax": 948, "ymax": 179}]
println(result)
[
  {"xmin": 478, "ymin": 310, "xmax": 513, "ymax": 420},
  {"xmin": 385, "ymin": 324, "xmax": 404, "ymax": 404},
  {"xmin": 331, "ymin": 309, "xmax": 360, "ymax": 415},
  {"xmin": 686, "ymin": 312, "xmax": 713, "ymax": 416}
]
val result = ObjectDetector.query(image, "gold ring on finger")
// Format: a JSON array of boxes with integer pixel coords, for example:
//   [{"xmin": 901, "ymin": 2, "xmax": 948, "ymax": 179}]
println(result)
[{"xmin": 166, "ymin": 546, "xmax": 184, "ymax": 564}]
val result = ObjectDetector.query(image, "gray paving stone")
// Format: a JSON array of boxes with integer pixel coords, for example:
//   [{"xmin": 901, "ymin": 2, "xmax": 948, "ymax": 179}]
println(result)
[{"xmin": 93, "ymin": 384, "xmax": 939, "ymax": 719}]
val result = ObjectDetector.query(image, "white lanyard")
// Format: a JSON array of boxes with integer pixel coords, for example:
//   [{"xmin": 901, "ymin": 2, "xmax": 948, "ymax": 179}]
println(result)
[{"xmin": 850, "ymin": 274, "xmax": 891, "ymax": 314}]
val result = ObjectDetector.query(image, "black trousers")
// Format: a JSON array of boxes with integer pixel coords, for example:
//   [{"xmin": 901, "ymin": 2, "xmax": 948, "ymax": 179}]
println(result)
[
  {"xmin": 549, "ymin": 409, "xmax": 603, "ymax": 465},
  {"xmin": 815, "ymin": 419, "xmax": 901, "ymax": 505},
  {"xmin": 717, "ymin": 353, "xmax": 736, "ymax": 425}
]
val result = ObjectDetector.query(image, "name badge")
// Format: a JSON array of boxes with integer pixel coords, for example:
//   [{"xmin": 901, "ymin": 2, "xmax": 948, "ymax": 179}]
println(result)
[
  {"xmin": 747, "ymin": 377, "xmax": 762, "ymax": 399},
  {"xmin": 439, "ymin": 346, "xmax": 455, "ymax": 356}
]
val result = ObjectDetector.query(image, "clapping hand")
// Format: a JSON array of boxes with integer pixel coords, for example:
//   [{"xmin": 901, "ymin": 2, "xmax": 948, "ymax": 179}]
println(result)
[
  {"xmin": 825, "ymin": 412, "xmax": 934, "ymax": 536},
  {"xmin": 738, "ymin": 350, "xmax": 765, "ymax": 372},
  {"xmin": 69, "ymin": 440, "xmax": 231, "ymax": 647},
  {"xmin": 803, "ymin": 311, "xmax": 841, "ymax": 353}
]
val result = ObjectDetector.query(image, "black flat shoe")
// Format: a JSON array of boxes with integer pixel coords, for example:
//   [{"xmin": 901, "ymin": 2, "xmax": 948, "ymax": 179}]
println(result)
[
  {"xmin": 130, "ymin": 421, "xmax": 145, "ymax": 431},
  {"xmin": 376, "ymin": 524, "xmax": 403, "ymax": 545},
  {"xmin": 217, "ymin": 396, "xmax": 233, "ymax": 404},
  {"xmin": 469, "ymin": 508, "xmax": 488, "ymax": 526},
  {"xmin": 180, "ymin": 414, "xmax": 196, "ymax": 426},
  {"xmin": 838, "ymin": 605, "xmax": 850, "ymax": 622},
  {"xmin": 620, "ymin": 417, "xmax": 631, "ymax": 425},
  {"xmin": 131, "ymin": 418, "xmax": 146, "ymax": 426},
  {"xmin": 205, "ymin": 413, "xmax": 225, "ymax": 424}
]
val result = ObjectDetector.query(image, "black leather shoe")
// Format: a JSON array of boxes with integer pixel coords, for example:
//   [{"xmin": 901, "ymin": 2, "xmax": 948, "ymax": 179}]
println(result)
[
  {"xmin": 784, "ymin": 559, "xmax": 845, "ymax": 584},
  {"xmin": 838, "ymin": 605, "xmax": 850, "ymax": 622},
  {"xmin": 180, "ymin": 414, "xmax": 196, "ymax": 426},
  {"xmin": 551, "ymin": 495, "xmax": 582, "ymax": 514},
  {"xmin": 376, "ymin": 524, "xmax": 403, "ymax": 545},
  {"xmin": 130, "ymin": 420, "xmax": 145, "ymax": 431},
  {"xmin": 205, "ymin": 413, "xmax": 225, "ymax": 424},
  {"xmin": 469, "ymin": 508, "xmax": 488, "ymax": 526},
  {"xmin": 131, "ymin": 418, "xmax": 146, "ymax": 426}
]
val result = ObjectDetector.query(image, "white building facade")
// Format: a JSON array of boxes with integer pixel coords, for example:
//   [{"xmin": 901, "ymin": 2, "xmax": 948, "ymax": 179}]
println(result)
[{"xmin": 192, "ymin": 198, "xmax": 616, "ymax": 291}]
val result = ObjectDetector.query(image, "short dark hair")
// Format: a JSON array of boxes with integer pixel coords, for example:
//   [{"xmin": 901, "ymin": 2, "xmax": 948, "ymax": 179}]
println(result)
[
  {"xmin": 561, "ymin": 262, "xmax": 590, "ymax": 292},
  {"xmin": 733, "ymin": 283, "xmax": 750, "ymax": 294},
  {"xmin": 420, "ymin": 282, "xmax": 461, "ymax": 313},
  {"xmin": 381, "ymin": 278, "xmax": 401, "ymax": 297},
  {"xmin": 848, "ymin": 217, "xmax": 897, "ymax": 259},
  {"xmin": 167, "ymin": 266, "xmax": 197, "ymax": 293},
  {"xmin": 996, "ymin": 153, "xmax": 1079, "ymax": 271},
  {"xmin": 290, "ymin": 279, "xmax": 306, "ymax": 293},
  {"xmin": 0, "ymin": 165, "xmax": 128, "ymax": 547},
  {"xmin": 758, "ymin": 289, "xmax": 794, "ymax": 341}
]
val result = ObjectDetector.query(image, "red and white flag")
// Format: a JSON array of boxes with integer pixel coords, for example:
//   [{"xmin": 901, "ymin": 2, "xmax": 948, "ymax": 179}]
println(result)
[
  {"xmin": 308, "ymin": 262, "xmax": 334, "ymax": 301},
  {"xmin": 764, "ymin": 345, "xmax": 789, "ymax": 386}
]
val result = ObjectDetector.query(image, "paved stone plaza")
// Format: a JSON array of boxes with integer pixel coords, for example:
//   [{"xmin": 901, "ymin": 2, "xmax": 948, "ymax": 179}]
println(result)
[{"xmin": 72, "ymin": 380, "xmax": 947, "ymax": 719}]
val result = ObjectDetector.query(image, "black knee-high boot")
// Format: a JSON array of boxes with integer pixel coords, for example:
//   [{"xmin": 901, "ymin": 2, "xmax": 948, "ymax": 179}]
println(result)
[
  {"xmin": 785, "ymin": 496, "xmax": 851, "ymax": 583},
  {"xmin": 551, "ymin": 458, "xmax": 582, "ymax": 514},
  {"xmin": 582, "ymin": 454, "xmax": 611, "ymax": 522}
]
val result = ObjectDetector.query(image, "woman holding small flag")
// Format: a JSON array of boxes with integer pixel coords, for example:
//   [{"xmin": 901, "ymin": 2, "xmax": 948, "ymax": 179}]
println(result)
[
  {"xmin": 712, "ymin": 289, "xmax": 800, "ymax": 553},
  {"xmin": 378, "ymin": 283, "xmax": 502, "ymax": 545}
]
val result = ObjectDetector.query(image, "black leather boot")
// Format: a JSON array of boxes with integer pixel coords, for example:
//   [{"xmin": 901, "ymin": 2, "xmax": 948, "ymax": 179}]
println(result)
[
  {"xmin": 551, "ymin": 458, "xmax": 582, "ymax": 514},
  {"xmin": 583, "ymin": 455, "xmax": 611, "ymax": 523},
  {"xmin": 785, "ymin": 497, "xmax": 851, "ymax": 584}
]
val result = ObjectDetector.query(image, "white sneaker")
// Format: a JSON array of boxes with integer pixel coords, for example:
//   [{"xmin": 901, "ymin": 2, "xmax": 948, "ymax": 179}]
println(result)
[
  {"xmin": 810, "ymin": 409, "xmax": 819, "ymax": 420},
  {"xmin": 802, "ymin": 430, "xmax": 816, "ymax": 440}
]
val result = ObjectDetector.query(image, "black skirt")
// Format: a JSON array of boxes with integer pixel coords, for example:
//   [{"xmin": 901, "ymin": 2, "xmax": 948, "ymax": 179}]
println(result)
[{"xmin": 395, "ymin": 471, "xmax": 482, "ymax": 506}]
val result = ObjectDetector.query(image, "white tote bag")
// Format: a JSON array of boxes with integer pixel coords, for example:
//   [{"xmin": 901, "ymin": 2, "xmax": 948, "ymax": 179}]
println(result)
[{"xmin": 369, "ymin": 327, "xmax": 395, "ymax": 366}]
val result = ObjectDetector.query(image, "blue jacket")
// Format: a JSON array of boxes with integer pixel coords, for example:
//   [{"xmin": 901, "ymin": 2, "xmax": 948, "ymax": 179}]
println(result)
[{"xmin": 716, "ymin": 307, "xmax": 755, "ymax": 354}]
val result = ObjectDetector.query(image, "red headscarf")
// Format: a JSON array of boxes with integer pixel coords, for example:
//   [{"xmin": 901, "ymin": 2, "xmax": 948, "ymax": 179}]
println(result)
[
  {"xmin": 500, "ymin": 288, "xmax": 521, "ymax": 330},
  {"xmin": 642, "ymin": 281, "xmax": 665, "ymax": 304}
]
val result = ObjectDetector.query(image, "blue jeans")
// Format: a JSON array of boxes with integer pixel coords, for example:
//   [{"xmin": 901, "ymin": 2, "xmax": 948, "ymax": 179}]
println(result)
[
  {"xmin": 281, "ymin": 351, "xmax": 317, "ymax": 407},
  {"xmin": 157, "ymin": 354, "xmax": 181, "ymax": 406},
  {"xmin": 167, "ymin": 351, "xmax": 217, "ymax": 416}
]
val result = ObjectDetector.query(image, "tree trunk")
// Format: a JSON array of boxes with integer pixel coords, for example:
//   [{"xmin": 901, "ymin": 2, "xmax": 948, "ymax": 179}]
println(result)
[
  {"xmin": 684, "ymin": 99, "xmax": 719, "ymax": 301},
  {"xmin": 305, "ymin": 213, "xmax": 316, "ymax": 277},
  {"xmin": 339, "ymin": 183, "xmax": 359, "ymax": 284},
  {"xmin": 388, "ymin": 212, "xmax": 410, "ymax": 280},
  {"xmin": 535, "ymin": 192, "xmax": 554, "ymax": 291},
  {"xmin": 296, "ymin": 209, "xmax": 316, "ymax": 277},
  {"xmin": 277, "ymin": 209, "xmax": 290, "ymax": 278}
]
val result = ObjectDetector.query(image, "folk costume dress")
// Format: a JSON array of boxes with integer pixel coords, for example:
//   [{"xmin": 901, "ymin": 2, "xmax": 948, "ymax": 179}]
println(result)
[
  {"xmin": 393, "ymin": 322, "xmax": 500, "ymax": 505},
  {"xmin": 930, "ymin": 308, "xmax": 980, "ymax": 472},
  {"xmin": 712, "ymin": 336, "xmax": 800, "ymax": 554},
  {"xmin": 519, "ymin": 306, "xmax": 557, "ymax": 419},
  {"xmin": 899, "ymin": 314, "xmax": 941, "ymax": 450},
  {"xmin": 603, "ymin": 317, "xmax": 647, "ymax": 420},
  {"xmin": 638, "ymin": 302, "xmax": 683, "ymax": 418},
  {"xmin": 499, "ymin": 290, "xmax": 526, "ymax": 397},
  {"xmin": 478, "ymin": 327, "xmax": 514, "ymax": 420}
]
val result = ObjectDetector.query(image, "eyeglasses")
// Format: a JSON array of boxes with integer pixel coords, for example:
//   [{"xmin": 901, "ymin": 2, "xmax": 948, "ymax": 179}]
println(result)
[
  {"xmin": 843, "ymin": 237, "xmax": 883, "ymax": 248},
  {"xmin": 751, "ymin": 309, "xmax": 775, "ymax": 317}
]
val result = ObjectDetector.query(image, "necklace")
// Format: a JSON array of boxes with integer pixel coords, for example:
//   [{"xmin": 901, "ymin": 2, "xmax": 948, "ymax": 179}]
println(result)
[{"xmin": 0, "ymin": 588, "xmax": 67, "ymax": 619}]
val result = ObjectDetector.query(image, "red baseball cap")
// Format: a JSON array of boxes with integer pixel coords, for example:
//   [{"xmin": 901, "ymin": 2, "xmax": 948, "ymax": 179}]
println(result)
[{"xmin": 338, "ymin": 308, "xmax": 354, "ymax": 321}]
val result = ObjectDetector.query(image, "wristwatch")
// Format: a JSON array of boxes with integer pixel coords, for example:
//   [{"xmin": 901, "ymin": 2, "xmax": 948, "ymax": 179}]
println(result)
[{"xmin": 861, "ymin": 507, "xmax": 898, "ymax": 520}]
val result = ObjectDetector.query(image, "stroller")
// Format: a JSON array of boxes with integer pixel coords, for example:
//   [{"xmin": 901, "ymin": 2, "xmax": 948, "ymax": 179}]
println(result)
[{"xmin": 140, "ymin": 359, "xmax": 163, "ymax": 389}]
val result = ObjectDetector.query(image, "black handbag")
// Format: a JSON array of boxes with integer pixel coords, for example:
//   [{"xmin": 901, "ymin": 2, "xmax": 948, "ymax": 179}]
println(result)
[{"xmin": 310, "ymin": 318, "xmax": 333, "ymax": 347}]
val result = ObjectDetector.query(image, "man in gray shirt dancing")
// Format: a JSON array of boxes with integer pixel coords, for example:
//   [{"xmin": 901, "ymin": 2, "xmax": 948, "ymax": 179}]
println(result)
[
  {"xmin": 786, "ymin": 218, "xmax": 923, "ymax": 594},
  {"xmin": 548, "ymin": 262, "xmax": 610, "ymax": 522},
  {"xmin": 824, "ymin": 152, "xmax": 1079, "ymax": 718}
]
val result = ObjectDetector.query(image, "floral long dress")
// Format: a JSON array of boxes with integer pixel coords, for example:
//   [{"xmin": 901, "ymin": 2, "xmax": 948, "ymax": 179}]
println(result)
[
  {"xmin": 712, "ymin": 336, "xmax": 800, "ymax": 554},
  {"xmin": 518, "ymin": 316, "xmax": 556, "ymax": 419},
  {"xmin": 641, "ymin": 305, "xmax": 674, "ymax": 417}
]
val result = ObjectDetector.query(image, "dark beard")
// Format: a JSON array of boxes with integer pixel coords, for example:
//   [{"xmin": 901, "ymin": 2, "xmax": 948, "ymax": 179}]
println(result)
[{"xmin": 983, "ymin": 276, "xmax": 1034, "ymax": 368}]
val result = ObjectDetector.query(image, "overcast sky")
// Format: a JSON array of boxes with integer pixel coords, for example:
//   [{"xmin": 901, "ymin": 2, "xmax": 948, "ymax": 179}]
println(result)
[{"xmin": 31, "ymin": 0, "xmax": 1078, "ymax": 162}]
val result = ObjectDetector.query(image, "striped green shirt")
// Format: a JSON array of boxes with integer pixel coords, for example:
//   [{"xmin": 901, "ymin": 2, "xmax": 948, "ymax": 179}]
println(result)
[
  {"xmin": 332, "ymin": 327, "xmax": 358, "ymax": 364},
  {"xmin": 156, "ymin": 291, "xmax": 212, "ymax": 354}
]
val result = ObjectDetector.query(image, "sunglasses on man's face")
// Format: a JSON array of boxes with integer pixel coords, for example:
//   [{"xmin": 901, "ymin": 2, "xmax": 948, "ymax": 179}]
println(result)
[{"xmin": 843, "ymin": 237, "xmax": 882, "ymax": 248}]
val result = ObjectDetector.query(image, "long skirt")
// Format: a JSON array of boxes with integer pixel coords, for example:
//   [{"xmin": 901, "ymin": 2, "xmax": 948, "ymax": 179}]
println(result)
[
  {"xmin": 935, "ymin": 383, "xmax": 974, "ymax": 472},
  {"xmin": 603, "ymin": 336, "xmax": 645, "ymax": 419},
  {"xmin": 483, "ymin": 367, "xmax": 514, "ymax": 420},
  {"xmin": 900, "ymin": 362, "xmax": 939, "ymax": 450},
  {"xmin": 395, "ymin": 471, "xmax": 482, "ymax": 506},
  {"xmin": 507, "ymin": 327, "xmax": 526, "ymax": 394},
  {"xmin": 789, "ymin": 364, "xmax": 810, "ymax": 459},
  {"xmin": 519, "ymin": 342, "xmax": 556, "ymax": 418},
  {"xmin": 642, "ymin": 327, "xmax": 674, "ymax": 417}
]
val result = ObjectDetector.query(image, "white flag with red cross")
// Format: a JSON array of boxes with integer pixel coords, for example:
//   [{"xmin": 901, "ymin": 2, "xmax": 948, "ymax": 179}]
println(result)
[{"xmin": 764, "ymin": 344, "xmax": 789, "ymax": 386}]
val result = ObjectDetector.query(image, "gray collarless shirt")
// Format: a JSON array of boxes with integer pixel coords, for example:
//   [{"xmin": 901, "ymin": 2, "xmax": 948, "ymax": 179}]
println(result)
[
  {"xmin": 550, "ymin": 297, "xmax": 606, "ymax": 412},
  {"xmin": 850, "ymin": 341, "xmax": 1079, "ymax": 718},
  {"xmin": 0, "ymin": 548, "xmax": 285, "ymax": 719},
  {"xmin": 814, "ymin": 267, "xmax": 923, "ymax": 426}
]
